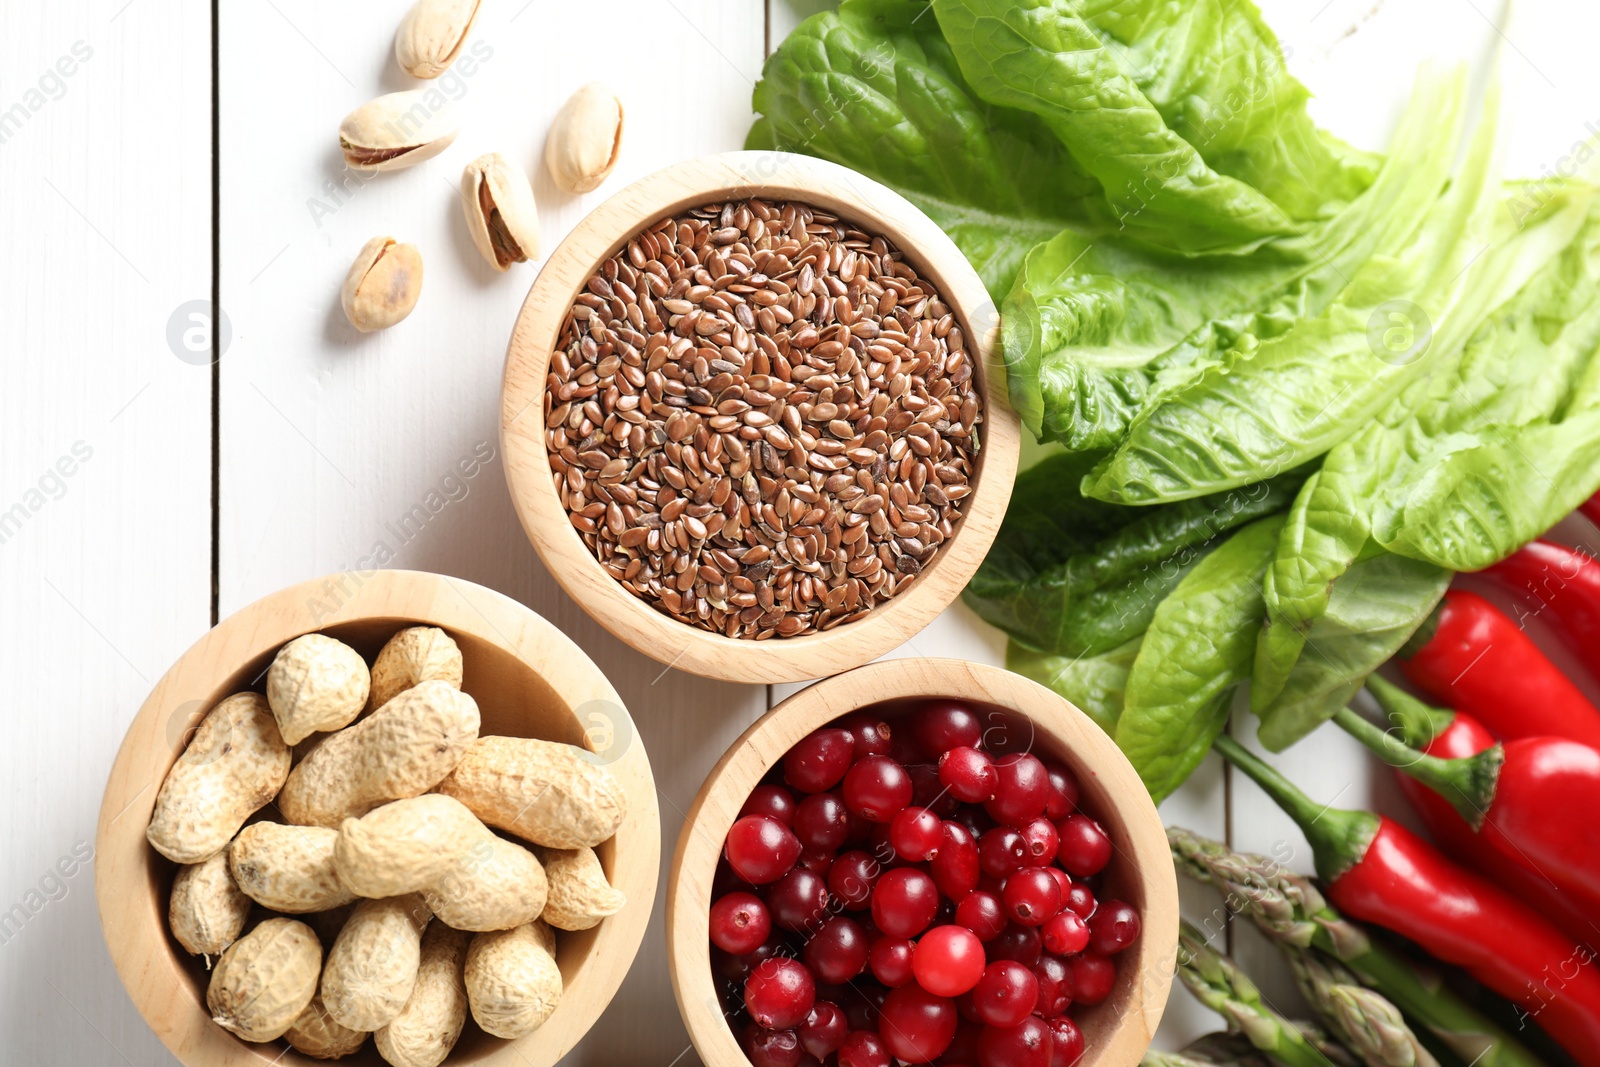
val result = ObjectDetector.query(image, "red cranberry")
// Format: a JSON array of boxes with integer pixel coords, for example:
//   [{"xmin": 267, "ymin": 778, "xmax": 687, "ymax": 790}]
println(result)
[
  {"xmin": 1045, "ymin": 1014, "xmax": 1085, "ymax": 1065},
  {"xmin": 944, "ymin": 1017, "xmax": 983, "ymax": 1065},
  {"xmin": 794, "ymin": 792, "xmax": 851, "ymax": 852},
  {"xmin": 843, "ymin": 755, "xmax": 914, "ymax": 822},
  {"xmin": 746, "ymin": 957, "xmax": 816, "ymax": 1030},
  {"xmin": 978, "ymin": 827, "xmax": 1028, "ymax": 879},
  {"xmin": 800, "ymin": 1001, "xmax": 849, "ymax": 1059},
  {"xmin": 985, "ymin": 754, "xmax": 1049, "ymax": 827},
  {"xmin": 954, "ymin": 890, "xmax": 1007, "ymax": 942},
  {"xmin": 969, "ymin": 960, "xmax": 1039, "ymax": 1028},
  {"xmin": 710, "ymin": 891, "xmax": 771, "ymax": 955},
  {"xmin": 841, "ymin": 983, "xmax": 887, "ymax": 1030},
  {"xmin": 839, "ymin": 711, "xmax": 893, "ymax": 759},
  {"xmin": 838, "ymin": 1030, "xmax": 891, "ymax": 1067},
  {"xmin": 938, "ymin": 745, "xmax": 998, "ymax": 803},
  {"xmin": 879, "ymin": 984, "xmax": 958, "ymax": 1063},
  {"xmin": 766, "ymin": 868, "xmax": 829, "ymax": 932},
  {"xmin": 951, "ymin": 804, "xmax": 994, "ymax": 842},
  {"xmin": 977, "ymin": 1016, "xmax": 1051, "ymax": 1067},
  {"xmin": 1042, "ymin": 867, "xmax": 1072, "ymax": 899},
  {"xmin": 1063, "ymin": 882, "xmax": 1097, "ymax": 920},
  {"xmin": 745, "ymin": 1023, "xmax": 804, "ymax": 1067},
  {"xmin": 1042, "ymin": 910, "xmax": 1090, "ymax": 956},
  {"xmin": 1067, "ymin": 953, "xmax": 1116, "ymax": 1005},
  {"xmin": 907, "ymin": 762, "xmax": 961, "ymax": 817},
  {"xmin": 1042, "ymin": 760, "xmax": 1080, "ymax": 821},
  {"xmin": 785, "ymin": 728, "xmax": 856, "ymax": 793},
  {"xmin": 989, "ymin": 924, "xmax": 1043, "ymax": 968},
  {"xmin": 1087, "ymin": 899, "xmax": 1141, "ymax": 955},
  {"xmin": 727, "ymin": 815, "xmax": 804, "ymax": 885},
  {"xmin": 912, "ymin": 700, "xmax": 983, "ymax": 757},
  {"xmin": 1001, "ymin": 868, "xmax": 1063, "ymax": 927},
  {"xmin": 1033, "ymin": 954, "xmax": 1070, "ymax": 1016},
  {"xmin": 1018, "ymin": 818, "xmax": 1059, "ymax": 866},
  {"xmin": 868, "ymin": 936, "xmax": 916, "ymax": 988},
  {"xmin": 889, "ymin": 806, "xmax": 943, "ymax": 861},
  {"xmin": 1055, "ymin": 815, "xmax": 1111, "ymax": 877},
  {"xmin": 929, "ymin": 821, "xmax": 980, "ymax": 900},
  {"xmin": 797, "ymin": 848, "xmax": 835, "ymax": 875},
  {"xmin": 912, "ymin": 925, "xmax": 986, "ymax": 997},
  {"xmin": 871, "ymin": 868, "xmax": 940, "ymax": 939},
  {"xmin": 827, "ymin": 850, "xmax": 881, "ymax": 910},
  {"xmin": 804, "ymin": 916, "xmax": 869, "ymax": 984},
  {"xmin": 742, "ymin": 784, "xmax": 798, "ymax": 827}
]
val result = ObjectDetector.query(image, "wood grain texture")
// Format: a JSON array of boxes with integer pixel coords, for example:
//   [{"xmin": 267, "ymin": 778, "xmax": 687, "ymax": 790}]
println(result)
[
  {"xmin": 501, "ymin": 152, "xmax": 1020, "ymax": 683},
  {"xmin": 0, "ymin": 2, "xmax": 212, "ymax": 1065},
  {"xmin": 669, "ymin": 659, "xmax": 1177, "ymax": 1067},
  {"xmin": 97, "ymin": 570, "xmax": 660, "ymax": 1067}
]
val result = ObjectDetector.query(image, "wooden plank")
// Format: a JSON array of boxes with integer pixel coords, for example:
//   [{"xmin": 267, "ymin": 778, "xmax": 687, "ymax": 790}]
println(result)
[
  {"xmin": 217, "ymin": 1, "xmax": 767, "ymax": 1062},
  {"xmin": 0, "ymin": 1, "xmax": 213, "ymax": 1062}
]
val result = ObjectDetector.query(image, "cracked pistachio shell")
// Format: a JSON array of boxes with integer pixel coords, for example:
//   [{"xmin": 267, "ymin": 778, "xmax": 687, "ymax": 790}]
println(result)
[
  {"xmin": 461, "ymin": 153, "xmax": 542, "ymax": 271},
  {"xmin": 544, "ymin": 83, "xmax": 623, "ymax": 194},
  {"xmin": 339, "ymin": 91, "xmax": 458, "ymax": 173},
  {"xmin": 394, "ymin": 0, "xmax": 481, "ymax": 79},
  {"xmin": 341, "ymin": 237, "xmax": 423, "ymax": 333}
]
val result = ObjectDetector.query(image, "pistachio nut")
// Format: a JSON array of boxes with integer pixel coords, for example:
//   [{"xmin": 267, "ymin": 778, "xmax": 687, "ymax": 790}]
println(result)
[
  {"xmin": 341, "ymin": 237, "xmax": 423, "ymax": 333},
  {"xmin": 394, "ymin": 0, "xmax": 481, "ymax": 80},
  {"xmin": 461, "ymin": 153, "xmax": 542, "ymax": 272},
  {"xmin": 544, "ymin": 83, "xmax": 624, "ymax": 194},
  {"xmin": 339, "ymin": 91, "xmax": 458, "ymax": 174}
]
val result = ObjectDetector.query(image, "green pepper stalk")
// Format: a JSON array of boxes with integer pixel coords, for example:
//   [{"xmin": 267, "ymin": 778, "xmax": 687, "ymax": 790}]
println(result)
[
  {"xmin": 1168, "ymin": 827, "xmax": 1551, "ymax": 1067},
  {"xmin": 1330, "ymin": 706, "xmax": 1502, "ymax": 829},
  {"xmin": 1286, "ymin": 944, "xmax": 1440, "ymax": 1067},
  {"xmin": 1177, "ymin": 919, "xmax": 1358, "ymax": 1067}
]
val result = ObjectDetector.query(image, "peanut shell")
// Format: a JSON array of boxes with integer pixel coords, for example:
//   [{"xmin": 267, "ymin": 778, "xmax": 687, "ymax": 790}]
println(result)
[
  {"xmin": 374, "ymin": 923, "xmax": 471, "ymax": 1067},
  {"xmin": 538, "ymin": 845, "xmax": 624, "ymax": 931},
  {"xmin": 169, "ymin": 851, "xmax": 251, "ymax": 959},
  {"xmin": 207, "ymin": 917, "xmax": 322, "ymax": 1043},
  {"xmin": 464, "ymin": 923, "xmax": 562, "ymax": 1039},
  {"xmin": 435, "ymin": 735, "xmax": 624, "ymax": 849},
  {"xmin": 267, "ymin": 634, "xmax": 371, "ymax": 745},
  {"xmin": 321, "ymin": 895, "xmax": 432, "ymax": 1032},
  {"xmin": 368, "ymin": 626, "xmax": 463, "ymax": 711},
  {"xmin": 284, "ymin": 995, "xmax": 369, "ymax": 1059},
  {"xmin": 230, "ymin": 822, "xmax": 357, "ymax": 914}
]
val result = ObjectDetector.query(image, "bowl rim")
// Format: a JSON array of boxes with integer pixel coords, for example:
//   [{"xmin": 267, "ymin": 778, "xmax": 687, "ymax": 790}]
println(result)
[
  {"xmin": 94, "ymin": 568, "xmax": 661, "ymax": 1067},
  {"xmin": 500, "ymin": 150, "xmax": 1021, "ymax": 684},
  {"xmin": 664, "ymin": 657, "xmax": 1177, "ymax": 1067}
]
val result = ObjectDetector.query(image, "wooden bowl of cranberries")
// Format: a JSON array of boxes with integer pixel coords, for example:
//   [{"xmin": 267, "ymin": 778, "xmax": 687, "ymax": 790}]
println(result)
[{"xmin": 666, "ymin": 658, "xmax": 1177, "ymax": 1067}]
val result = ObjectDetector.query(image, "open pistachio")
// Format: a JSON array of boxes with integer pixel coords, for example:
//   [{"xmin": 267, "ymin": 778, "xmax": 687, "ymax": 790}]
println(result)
[
  {"xmin": 341, "ymin": 237, "xmax": 423, "ymax": 333},
  {"xmin": 339, "ymin": 91, "xmax": 458, "ymax": 173},
  {"xmin": 544, "ymin": 83, "xmax": 624, "ymax": 194},
  {"xmin": 394, "ymin": 0, "xmax": 481, "ymax": 80},
  {"xmin": 461, "ymin": 153, "xmax": 542, "ymax": 271}
]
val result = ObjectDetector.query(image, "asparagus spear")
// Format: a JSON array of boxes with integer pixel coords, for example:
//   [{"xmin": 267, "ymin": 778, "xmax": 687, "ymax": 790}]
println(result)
[
  {"xmin": 1169, "ymin": 827, "xmax": 1550, "ymax": 1067},
  {"xmin": 1287, "ymin": 943, "xmax": 1440, "ymax": 1067},
  {"xmin": 1177, "ymin": 919, "xmax": 1359, "ymax": 1067}
]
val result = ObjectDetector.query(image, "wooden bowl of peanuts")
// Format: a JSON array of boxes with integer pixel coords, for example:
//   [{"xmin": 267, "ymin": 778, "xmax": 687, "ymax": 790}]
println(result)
[
  {"xmin": 95, "ymin": 569, "xmax": 660, "ymax": 1067},
  {"xmin": 501, "ymin": 152, "xmax": 1022, "ymax": 684},
  {"xmin": 664, "ymin": 658, "xmax": 1178, "ymax": 1067}
]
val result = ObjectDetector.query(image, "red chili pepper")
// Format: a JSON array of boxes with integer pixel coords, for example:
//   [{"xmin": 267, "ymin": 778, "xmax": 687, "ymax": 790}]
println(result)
[
  {"xmin": 1216, "ymin": 735, "xmax": 1600, "ymax": 1066},
  {"xmin": 1341, "ymin": 679, "xmax": 1600, "ymax": 941},
  {"xmin": 1399, "ymin": 588, "xmax": 1600, "ymax": 749},
  {"xmin": 1360, "ymin": 677, "xmax": 1600, "ymax": 948},
  {"xmin": 1482, "ymin": 540, "xmax": 1600, "ymax": 676}
]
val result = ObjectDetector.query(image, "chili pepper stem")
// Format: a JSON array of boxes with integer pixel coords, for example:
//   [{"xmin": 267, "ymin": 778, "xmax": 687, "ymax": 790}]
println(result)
[
  {"xmin": 1333, "ymin": 707, "xmax": 1502, "ymax": 832},
  {"xmin": 1365, "ymin": 675, "xmax": 1454, "ymax": 750},
  {"xmin": 1213, "ymin": 735, "xmax": 1380, "ymax": 882}
]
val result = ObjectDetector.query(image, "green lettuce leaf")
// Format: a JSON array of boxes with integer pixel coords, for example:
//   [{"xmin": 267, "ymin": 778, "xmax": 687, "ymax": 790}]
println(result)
[
  {"xmin": 1086, "ymin": 84, "xmax": 1593, "ymax": 504},
  {"xmin": 1002, "ymin": 65, "xmax": 1465, "ymax": 446},
  {"xmin": 1007, "ymin": 637, "xmax": 1140, "ymax": 736},
  {"xmin": 1115, "ymin": 514, "xmax": 1284, "ymax": 802},
  {"xmin": 965, "ymin": 454, "xmax": 1303, "ymax": 656},
  {"xmin": 1255, "ymin": 551, "xmax": 1449, "ymax": 750},
  {"xmin": 931, "ymin": 0, "xmax": 1298, "ymax": 251},
  {"xmin": 1256, "ymin": 186, "xmax": 1600, "ymax": 701},
  {"xmin": 749, "ymin": 0, "xmax": 1112, "ymax": 297}
]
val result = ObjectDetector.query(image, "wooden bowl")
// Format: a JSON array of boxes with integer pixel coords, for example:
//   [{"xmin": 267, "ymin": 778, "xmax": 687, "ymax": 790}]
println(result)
[
  {"xmin": 95, "ymin": 570, "xmax": 660, "ymax": 1067},
  {"xmin": 666, "ymin": 658, "xmax": 1177, "ymax": 1066},
  {"xmin": 501, "ymin": 151, "xmax": 1021, "ymax": 684}
]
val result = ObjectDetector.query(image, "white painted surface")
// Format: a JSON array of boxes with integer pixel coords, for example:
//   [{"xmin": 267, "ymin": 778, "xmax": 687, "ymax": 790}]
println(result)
[{"xmin": 2, "ymin": 0, "xmax": 1598, "ymax": 1063}]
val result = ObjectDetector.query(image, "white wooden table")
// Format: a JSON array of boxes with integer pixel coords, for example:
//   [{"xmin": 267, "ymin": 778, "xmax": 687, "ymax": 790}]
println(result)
[{"xmin": 4, "ymin": 1, "xmax": 1598, "ymax": 1062}]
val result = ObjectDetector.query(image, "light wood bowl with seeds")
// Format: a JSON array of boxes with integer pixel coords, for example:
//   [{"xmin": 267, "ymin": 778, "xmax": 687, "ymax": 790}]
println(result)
[
  {"xmin": 95, "ymin": 569, "xmax": 659, "ymax": 1067},
  {"xmin": 666, "ymin": 658, "xmax": 1178, "ymax": 1067},
  {"xmin": 502, "ymin": 152, "xmax": 1021, "ymax": 684}
]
